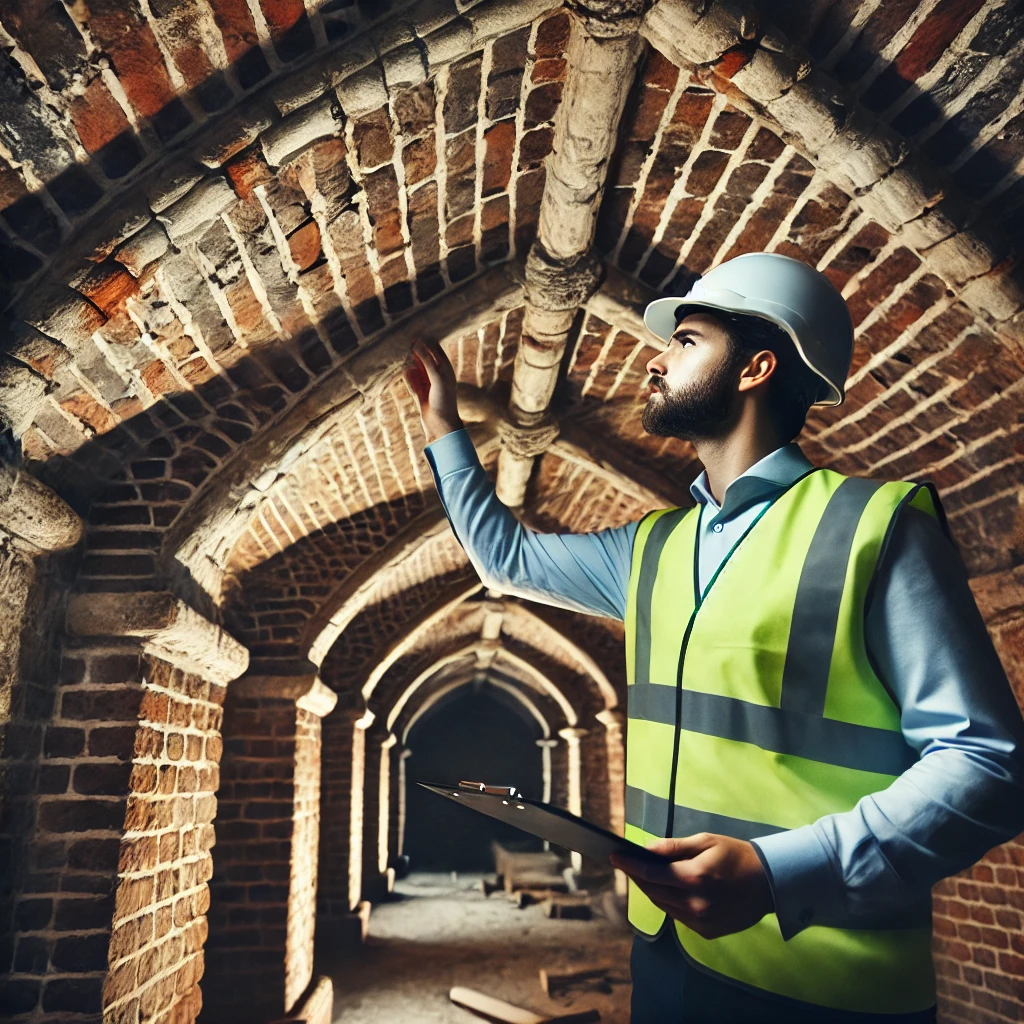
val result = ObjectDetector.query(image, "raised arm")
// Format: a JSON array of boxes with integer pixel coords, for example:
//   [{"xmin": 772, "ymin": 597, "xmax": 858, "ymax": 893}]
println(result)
[{"xmin": 406, "ymin": 339, "xmax": 638, "ymax": 620}]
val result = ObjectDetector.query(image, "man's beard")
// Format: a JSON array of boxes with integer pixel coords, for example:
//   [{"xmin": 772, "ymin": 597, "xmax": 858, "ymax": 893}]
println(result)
[{"xmin": 641, "ymin": 354, "xmax": 742, "ymax": 441}]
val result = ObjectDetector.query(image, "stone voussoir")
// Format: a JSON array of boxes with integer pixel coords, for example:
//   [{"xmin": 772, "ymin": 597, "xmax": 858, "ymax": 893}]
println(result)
[
  {"xmin": 0, "ymin": 358, "xmax": 49, "ymax": 436},
  {"xmin": 382, "ymin": 42, "xmax": 429, "ymax": 91},
  {"xmin": 0, "ymin": 463, "xmax": 83, "ymax": 551},
  {"xmin": 114, "ymin": 221, "xmax": 171, "ymax": 277},
  {"xmin": 336, "ymin": 64, "xmax": 390, "ymax": 118},
  {"xmin": 959, "ymin": 262, "xmax": 1024, "ymax": 323},
  {"xmin": 261, "ymin": 94, "xmax": 343, "ymax": 168},
  {"xmin": 423, "ymin": 17, "xmax": 474, "ymax": 68},
  {"xmin": 156, "ymin": 175, "xmax": 237, "ymax": 243}
]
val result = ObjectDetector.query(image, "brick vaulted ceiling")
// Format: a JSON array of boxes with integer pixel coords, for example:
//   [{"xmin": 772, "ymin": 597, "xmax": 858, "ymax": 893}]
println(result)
[{"xmin": 1, "ymin": 0, "xmax": 1024, "ymax": 704}]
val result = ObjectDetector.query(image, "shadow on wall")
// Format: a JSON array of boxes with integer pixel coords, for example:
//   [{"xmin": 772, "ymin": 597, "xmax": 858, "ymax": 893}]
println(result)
[
  {"xmin": 404, "ymin": 682, "xmax": 543, "ymax": 872},
  {"xmin": 0, "ymin": 0, "xmax": 411, "ymax": 309}
]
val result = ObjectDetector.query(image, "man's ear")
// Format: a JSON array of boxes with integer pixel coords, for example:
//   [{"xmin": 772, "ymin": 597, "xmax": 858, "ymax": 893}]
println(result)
[{"xmin": 737, "ymin": 350, "xmax": 777, "ymax": 393}]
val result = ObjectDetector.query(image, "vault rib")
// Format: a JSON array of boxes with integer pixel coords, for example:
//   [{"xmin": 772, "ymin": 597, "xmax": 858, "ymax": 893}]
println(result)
[{"xmin": 496, "ymin": 4, "xmax": 646, "ymax": 511}]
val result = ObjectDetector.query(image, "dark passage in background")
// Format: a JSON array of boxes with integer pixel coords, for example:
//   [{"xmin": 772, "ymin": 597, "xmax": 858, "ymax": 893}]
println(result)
[{"xmin": 404, "ymin": 682, "xmax": 544, "ymax": 872}]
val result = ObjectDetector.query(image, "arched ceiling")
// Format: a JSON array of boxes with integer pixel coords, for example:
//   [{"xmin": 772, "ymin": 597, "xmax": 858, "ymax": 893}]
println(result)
[{"xmin": 2, "ymin": 0, "xmax": 1024, "ymax": 702}]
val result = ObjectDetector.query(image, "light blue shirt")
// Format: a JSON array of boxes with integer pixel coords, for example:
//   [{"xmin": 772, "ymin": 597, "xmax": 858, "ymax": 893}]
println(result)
[{"xmin": 424, "ymin": 428, "xmax": 1024, "ymax": 939}]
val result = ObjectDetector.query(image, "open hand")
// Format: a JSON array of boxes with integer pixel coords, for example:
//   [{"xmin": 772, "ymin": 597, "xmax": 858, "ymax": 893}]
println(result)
[
  {"xmin": 610, "ymin": 832, "xmax": 774, "ymax": 939},
  {"xmin": 404, "ymin": 338, "xmax": 463, "ymax": 443}
]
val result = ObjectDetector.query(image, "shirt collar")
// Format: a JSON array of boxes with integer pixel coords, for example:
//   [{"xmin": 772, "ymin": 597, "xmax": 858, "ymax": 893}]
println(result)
[{"xmin": 689, "ymin": 443, "xmax": 815, "ymax": 525}]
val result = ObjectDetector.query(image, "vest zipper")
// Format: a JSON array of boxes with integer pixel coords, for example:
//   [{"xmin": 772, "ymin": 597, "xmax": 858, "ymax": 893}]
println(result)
[{"xmin": 661, "ymin": 468, "xmax": 821, "ymax": 839}]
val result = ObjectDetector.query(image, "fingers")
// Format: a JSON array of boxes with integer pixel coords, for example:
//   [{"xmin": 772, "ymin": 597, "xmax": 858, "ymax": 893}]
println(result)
[
  {"xmin": 414, "ymin": 337, "xmax": 457, "ymax": 386},
  {"xmin": 646, "ymin": 832, "xmax": 718, "ymax": 860},
  {"xmin": 404, "ymin": 355, "xmax": 430, "ymax": 404},
  {"xmin": 411, "ymin": 340, "xmax": 444, "ymax": 391},
  {"xmin": 610, "ymin": 853, "xmax": 699, "ymax": 888}
]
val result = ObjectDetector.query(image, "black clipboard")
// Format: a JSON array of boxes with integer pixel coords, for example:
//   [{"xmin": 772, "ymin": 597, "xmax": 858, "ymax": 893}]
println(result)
[{"xmin": 417, "ymin": 781, "xmax": 667, "ymax": 866}]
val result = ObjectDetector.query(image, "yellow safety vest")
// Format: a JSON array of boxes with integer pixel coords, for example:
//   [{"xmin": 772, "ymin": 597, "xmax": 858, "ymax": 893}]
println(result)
[{"xmin": 624, "ymin": 468, "xmax": 942, "ymax": 1014}]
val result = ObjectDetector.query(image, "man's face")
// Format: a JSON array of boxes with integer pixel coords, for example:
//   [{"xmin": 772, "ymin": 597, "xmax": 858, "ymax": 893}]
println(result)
[{"xmin": 642, "ymin": 312, "xmax": 743, "ymax": 441}]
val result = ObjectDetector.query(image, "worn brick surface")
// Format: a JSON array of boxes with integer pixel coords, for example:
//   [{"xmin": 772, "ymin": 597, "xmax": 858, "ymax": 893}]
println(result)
[{"xmin": 3, "ymin": 4, "xmax": 1024, "ymax": 1023}]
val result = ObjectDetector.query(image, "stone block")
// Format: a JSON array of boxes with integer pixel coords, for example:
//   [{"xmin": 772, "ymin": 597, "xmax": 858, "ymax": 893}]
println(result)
[
  {"xmin": 194, "ymin": 104, "xmax": 275, "ymax": 168},
  {"xmin": 5, "ymin": 320, "xmax": 71, "ymax": 379},
  {"xmin": 766, "ymin": 72, "xmax": 848, "ymax": 155},
  {"xmin": 76, "ymin": 195, "xmax": 153, "ymax": 263},
  {"xmin": 373, "ymin": 20, "xmax": 415, "ymax": 55},
  {"xmin": 815, "ymin": 108, "xmax": 906, "ymax": 192},
  {"xmin": 24, "ymin": 287, "xmax": 107, "ymax": 348},
  {"xmin": 423, "ymin": 18, "xmax": 473, "ymax": 68},
  {"xmin": 857, "ymin": 157, "xmax": 945, "ymax": 231},
  {"xmin": 960, "ymin": 261, "xmax": 1024, "ymax": 322},
  {"xmin": 0, "ymin": 464, "xmax": 82, "ymax": 550},
  {"xmin": 156, "ymin": 177, "xmax": 237, "ymax": 243},
  {"xmin": 410, "ymin": 0, "xmax": 458, "ymax": 36},
  {"xmin": 923, "ymin": 230, "xmax": 1000, "ymax": 287},
  {"xmin": 147, "ymin": 160, "xmax": 205, "ymax": 214},
  {"xmin": 233, "ymin": 671, "xmax": 338, "ymax": 717},
  {"xmin": 0, "ymin": 358, "xmax": 48, "ymax": 436},
  {"xmin": 323, "ymin": 37, "xmax": 377, "ymax": 88},
  {"xmin": 730, "ymin": 46, "xmax": 800, "ymax": 104},
  {"xmin": 66, "ymin": 592, "xmax": 249, "ymax": 685},
  {"xmin": 470, "ymin": 0, "xmax": 561, "ymax": 46},
  {"xmin": 261, "ymin": 96, "xmax": 342, "ymax": 168},
  {"xmin": 336, "ymin": 65, "xmax": 389, "ymax": 118},
  {"xmin": 899, "ymin": 204, "xmax": 961, "ymax": 251},
  {"xmin": 382, "ymin": 43, "xmax": 428, "ymax": 91},
  {"xmin": 270, "ymin": 66, "xmax": 330, "ymax": 117},
  {"xmin": 115, "ymin": 222, "xmax": 171, "ymax": 277}
]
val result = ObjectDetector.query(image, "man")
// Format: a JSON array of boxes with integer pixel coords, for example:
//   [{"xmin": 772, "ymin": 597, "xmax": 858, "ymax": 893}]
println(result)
[{"xmin": 405, "ymin": 252, "xmax": 1024, "ymax": 1023}]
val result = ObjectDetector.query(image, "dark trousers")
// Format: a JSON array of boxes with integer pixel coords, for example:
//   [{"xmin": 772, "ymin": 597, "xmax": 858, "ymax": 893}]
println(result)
[{"xmin": 630, "ymin": 930, "xmax": 938, "ymax": 1024}]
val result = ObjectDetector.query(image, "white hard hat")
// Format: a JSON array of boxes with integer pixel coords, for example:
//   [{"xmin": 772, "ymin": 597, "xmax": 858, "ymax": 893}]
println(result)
[{"xmin": 643, "ymin": 252, "xmax": 854, "ymax": 406}]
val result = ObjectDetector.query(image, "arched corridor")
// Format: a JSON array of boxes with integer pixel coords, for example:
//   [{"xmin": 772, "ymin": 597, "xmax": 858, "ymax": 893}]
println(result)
[{"xmin": 1, "ymin": 1, "xmax": 1023, "ymax": 1022}]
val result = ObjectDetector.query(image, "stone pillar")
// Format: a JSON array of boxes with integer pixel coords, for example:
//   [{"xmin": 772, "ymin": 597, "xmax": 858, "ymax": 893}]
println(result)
[
  {"xmin": 597, "ymin": 707, "xmax": 627, "ymax": 894},
  {"xmin": 359, "ymin": 720, "xmax": 392, "ymax": 905},
  {"xmin": 348, "ymin": 710, "xmax": 373, "ymax": 911},
  {"xmin": 376, "ymin": 734, "xmax": 398, "ymax": 884},
  {"xmin": 4, "ymin": 590, "xmax": 248, "ymax": 1024},
  {"xmin": 558, "ymin": 726, "xmax": 588, "ymax": 872},
  {"xmin": 536, "ymin": 738, "xmax": 558, "ymax": 805},
  {"xmin": 314, "ymin": 697, "xmax": 365, "ymax": 928},
  {"xmin": 596, "ymin": 707, "xmax": 626, "ymax": 836},
  {"xmin": 201, "ymin": 671, "xmax": 336, "ymax": 1024},
  {"xmin": 0, "ymin": 466, "xmax": 83, "ymax": 1020},
  {"xmin": 395, "ymin": 748, "xmax": 413, "ymax": 863}
]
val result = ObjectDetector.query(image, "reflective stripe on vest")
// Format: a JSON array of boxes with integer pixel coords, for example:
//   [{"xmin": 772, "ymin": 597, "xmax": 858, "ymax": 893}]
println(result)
[{"xmin": 624, "ymin": 469, "xmax": 942, "ymax": 1014}]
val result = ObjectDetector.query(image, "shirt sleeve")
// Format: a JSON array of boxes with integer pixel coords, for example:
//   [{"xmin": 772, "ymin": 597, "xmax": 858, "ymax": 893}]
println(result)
[
  {"xmin": 752, "ymin": 506, "xmax": 1024, "ymax": 940},
  {"xmin": 424, "ymin": 428, "xmax": 640, "ymax": 621}
]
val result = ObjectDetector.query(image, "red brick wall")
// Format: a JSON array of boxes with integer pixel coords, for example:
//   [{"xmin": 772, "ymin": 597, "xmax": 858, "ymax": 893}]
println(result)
[
  {"xmin": 202, "ymin": 695, "xmax": 298, "ymax": 1022},
  {"xmin": 104, "ymin": 659, "xmax": 225, "ymax": 1024},
  {"xmin": 932, "ymin": 609, "xmax": 1024, "ymax": 1024},
  {"xmin": 315, "ymin": 705, "xmax": 361, "ymax": 924},
  {"xmin": 4, "ymin": 646, "xmax": 225, "ymax": 1024}
]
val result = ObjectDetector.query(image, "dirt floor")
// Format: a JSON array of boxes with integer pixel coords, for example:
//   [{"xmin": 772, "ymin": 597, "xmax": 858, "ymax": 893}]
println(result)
[{"xmin": 324, "ymin": 872, "xmax": 634, "ymax": 1023}]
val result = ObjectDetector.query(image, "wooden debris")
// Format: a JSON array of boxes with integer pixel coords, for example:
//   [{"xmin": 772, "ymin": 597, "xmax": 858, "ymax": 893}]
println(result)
[
  {"xmin": 542, "ymin": 897, "xmax": 592, "ymax": 920},
  {"xmin": 480, "ymin": 877, "xmax": 503, "ymax": 897},
  {"xmin": 540, "ymin": 967, "xmax": 609, "ymax": 998},
  {"xmin": 449, "ymin": 987, "xmax": 600, "ymax": 1024},
  {"xmin": 492, "ymin": 841, "xmax": 562, "ymax": 890}
]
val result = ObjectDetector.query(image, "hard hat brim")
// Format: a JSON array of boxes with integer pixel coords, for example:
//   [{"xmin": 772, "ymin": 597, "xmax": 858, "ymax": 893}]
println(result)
[{"xmin": 643, "ymin": 295, "xmax": 843, "ymax": 407}]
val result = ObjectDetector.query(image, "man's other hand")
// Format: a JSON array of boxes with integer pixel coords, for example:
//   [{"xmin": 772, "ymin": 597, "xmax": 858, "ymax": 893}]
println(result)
[
  {"xmin": 405, "ymin": 338, "xmax": 464, "ymax": 443},
  {"xmin": 610, "ymin": 832, "xmax": 775, "ymax": 939}
]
